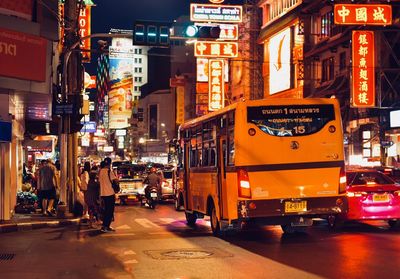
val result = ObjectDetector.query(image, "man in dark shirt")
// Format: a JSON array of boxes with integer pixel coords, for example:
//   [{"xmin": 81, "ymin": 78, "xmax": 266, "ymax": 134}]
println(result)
[{"xmin": 37, "ymin": 159, "xmax": 58, "ymax": 216}]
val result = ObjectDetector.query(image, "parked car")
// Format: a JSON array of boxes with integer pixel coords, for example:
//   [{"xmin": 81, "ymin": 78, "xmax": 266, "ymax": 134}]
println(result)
[
  {"xmin": 331, "ymin": 169, "xmax": 400, "ymax": 228},
  {"xmin": 115, "ymin": 164, "xmax": 145, "ymax": 204}
]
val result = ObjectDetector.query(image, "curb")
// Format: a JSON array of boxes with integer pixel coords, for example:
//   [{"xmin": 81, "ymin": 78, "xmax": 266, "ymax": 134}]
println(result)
[{"xmin": 0, "ymin": 218, "xmax": 81, "ymax": 234}]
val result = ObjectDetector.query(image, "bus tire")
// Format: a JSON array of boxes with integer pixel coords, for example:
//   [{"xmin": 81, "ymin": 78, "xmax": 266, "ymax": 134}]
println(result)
[
  {"xmin": 388, "ymin": 219, "xmax": 398, "ymax": 228},
  {"xmin": 185, "ymin": 212, "xmax": 197, "ymax": 226},
  {"xmin": 210, "ymin": 203, "xmax": 222, "ymax": 237}
]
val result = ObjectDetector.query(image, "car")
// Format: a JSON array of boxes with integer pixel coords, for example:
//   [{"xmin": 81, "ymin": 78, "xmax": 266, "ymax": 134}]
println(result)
[
  {"xmin": 115, "ymin": 164, "xmax": 145, "ymax": 204},
  {"xmin": 334, "ymin": 169, "xmax": 400, "ymax": 228},
  {"xmin": 160, "ymin": 168, "xmax": 176, "ymax": 200}
]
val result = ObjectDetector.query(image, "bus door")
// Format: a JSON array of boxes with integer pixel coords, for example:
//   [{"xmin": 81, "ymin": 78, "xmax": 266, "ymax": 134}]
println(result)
[
  {"xmin": 183, "ymin": 141, "xmax": 193, "ymax": 210},
  {"xmin": 216, "ymin": 135, "xmax": 227, "ymax": 219}
]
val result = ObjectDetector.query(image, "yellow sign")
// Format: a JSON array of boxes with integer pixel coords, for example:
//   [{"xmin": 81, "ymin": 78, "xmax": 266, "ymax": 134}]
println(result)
[
  {"xmin": 176, "ymin": 86, "xmax": 185, "ymax": 125},
  {"xmin": 208, "ymin": 59, "xmax": 224, "ymax": 111}
]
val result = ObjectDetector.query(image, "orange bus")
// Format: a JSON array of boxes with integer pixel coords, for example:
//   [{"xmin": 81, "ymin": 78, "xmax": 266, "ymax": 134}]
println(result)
[{"xmin": 175, "ymin": 98, "xmax": 347, "ymax": 235}]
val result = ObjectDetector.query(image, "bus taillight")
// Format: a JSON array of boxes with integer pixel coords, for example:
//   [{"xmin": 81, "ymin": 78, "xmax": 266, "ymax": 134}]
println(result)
[
  {"xmin": 339, "ymin": 166, "xmax": 347, "ymax": 194},
  {"xmin": 237, "ymin": 169, "xmax": 251, "ymax": 198}
]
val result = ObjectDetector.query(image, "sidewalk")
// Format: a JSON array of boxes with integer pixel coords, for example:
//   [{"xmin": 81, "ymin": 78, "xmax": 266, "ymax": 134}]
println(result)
[{"xmin": 0, "ymin": 213, "xmax": 80, "ymax": 233}]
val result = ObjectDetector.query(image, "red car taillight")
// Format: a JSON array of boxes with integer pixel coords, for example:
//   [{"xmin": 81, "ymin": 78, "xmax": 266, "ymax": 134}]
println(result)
[
  {"xmin": 339, "ymin": 166, "xmax": 347, "ymax": 194},
  {"xmin": 237, "ymin": 169, "xmax": 251, "ymax": 198}
]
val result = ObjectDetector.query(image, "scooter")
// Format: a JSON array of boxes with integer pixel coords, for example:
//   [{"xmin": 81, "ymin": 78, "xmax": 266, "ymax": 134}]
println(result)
[{"xmin": 141, "ymin": 185, "xmax": 159, "ymax": 209}]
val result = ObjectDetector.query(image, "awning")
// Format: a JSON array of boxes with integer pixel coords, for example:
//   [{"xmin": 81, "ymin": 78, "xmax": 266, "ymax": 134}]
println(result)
[{"xmin": 23, "ymin": 139, "xmax": 53, "ymax": 152}]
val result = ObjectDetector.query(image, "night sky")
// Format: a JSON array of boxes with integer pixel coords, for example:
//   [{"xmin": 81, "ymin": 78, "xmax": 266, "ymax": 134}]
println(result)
[{"xmin": 91, "ymin": 0, "xmax": 245, "ymax": 33}]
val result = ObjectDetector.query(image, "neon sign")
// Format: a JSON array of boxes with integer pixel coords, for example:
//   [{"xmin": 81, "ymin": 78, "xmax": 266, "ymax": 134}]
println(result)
[{"xmin": 334, "ymin": 4, "xmax": 392, "ymax": 25}]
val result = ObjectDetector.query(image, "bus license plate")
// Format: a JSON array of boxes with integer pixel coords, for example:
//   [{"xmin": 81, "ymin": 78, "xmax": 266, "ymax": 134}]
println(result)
[
  {"xmin": 285, "ymin": 201, "xmax": 307, "ymax": 213},
  {"xmin": 373, "ymin": 194, "xmax": 389, "ymax": 202}
]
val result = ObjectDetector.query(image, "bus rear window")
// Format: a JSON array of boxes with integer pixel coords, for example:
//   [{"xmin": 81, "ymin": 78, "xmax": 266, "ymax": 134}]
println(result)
[{"xmin": 247, "ymin": 104, "xmax": 335, "ymax": 137}]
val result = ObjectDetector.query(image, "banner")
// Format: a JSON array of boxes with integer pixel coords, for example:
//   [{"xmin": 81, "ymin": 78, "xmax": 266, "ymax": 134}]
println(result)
[
  {"xmin": 352, "ymin": 30, "xmax": 375, "ymax": 107},
  {"xmin": 269, "ymin": 28, "xmax": 291, "ymax": 94},
  {"xmin": 0, "ymin": 28, "xmax": 47, "ymax": 82},
  {"xmin": 176, "ymin": 86, "xmax": 185, "ymax": 125},
  {"xmin": 208, "ymin": 59, "xmax": 225, "ymax": 111}
]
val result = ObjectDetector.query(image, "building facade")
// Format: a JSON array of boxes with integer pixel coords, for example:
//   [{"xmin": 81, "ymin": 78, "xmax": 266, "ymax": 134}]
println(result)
[{"xmin": 0, "ymin": 0, "xmax": 59, "ymax": 220}]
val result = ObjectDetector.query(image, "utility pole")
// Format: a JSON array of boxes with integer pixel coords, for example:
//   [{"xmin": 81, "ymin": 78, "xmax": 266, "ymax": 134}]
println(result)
[{"xmin": 59, "ymin": 0, "xmax": 81, "ymax": 216}]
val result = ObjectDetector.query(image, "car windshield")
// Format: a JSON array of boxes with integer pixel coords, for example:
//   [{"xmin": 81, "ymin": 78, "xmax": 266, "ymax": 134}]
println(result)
[
  {"xmin": 346, "ymin": 171, "xmax": 395, "ymax": 186},
  {"xmin": 163, "ymin": 171, "xmax": 173, "ymax": 179}
]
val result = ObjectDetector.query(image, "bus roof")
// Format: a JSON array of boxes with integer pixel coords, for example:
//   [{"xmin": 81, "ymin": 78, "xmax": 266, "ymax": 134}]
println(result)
[{"xmin": 179, "ymin": 98, "xmax": 339, "ymax": 130}]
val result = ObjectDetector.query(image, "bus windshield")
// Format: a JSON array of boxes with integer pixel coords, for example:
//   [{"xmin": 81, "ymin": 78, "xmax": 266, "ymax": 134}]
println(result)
[{"xmin": 247, "ymin": 104, "xmax": 335, "ymax": 137}]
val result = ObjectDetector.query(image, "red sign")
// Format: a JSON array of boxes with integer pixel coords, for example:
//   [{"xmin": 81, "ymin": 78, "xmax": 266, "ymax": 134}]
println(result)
[
  {"xmin": 0, "ymin": 0, "xmax": 33, "ymax": 21},
  {"xmin": 60, "ymin": 5, "xmax": 92, "ymax": 62},
  {"xmin": 208, "ymin": 59, "xmax": 225, "ymax": 111},
  {"xmin": 0, "ymin": 28, "xmax": 47, "ymax": 82},
  {"xmin": 195, "ymin": 41, "xmax": 238, "ymax": 58},
  {"xmin": 352, "ymin": 30, "xmax": 375, "ymax": 108},
  {"xmin": 334, "ymin": 4, "xmax": 392, "ymax": 25}
]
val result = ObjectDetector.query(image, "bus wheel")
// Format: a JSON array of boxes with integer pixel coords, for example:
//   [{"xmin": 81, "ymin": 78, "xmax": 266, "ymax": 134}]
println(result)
[
  {"xmin": 185, "ymin": 212, "xmax": 197, "ymax": 226},
  {"xmin": 281, "ymin": 224, "xmax": 296, "ymax": 234},
  {"xmin": 210, "ymin": 203, "xmax": 222, "ymax": 237}
]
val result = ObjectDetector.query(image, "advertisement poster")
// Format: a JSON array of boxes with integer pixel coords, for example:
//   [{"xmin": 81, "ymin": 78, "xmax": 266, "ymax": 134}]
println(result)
[
  {"xmin": 0, "ymin": 28, "xmax": 47, "ymax": 82},
  {"xmin": 269, "ymin": 28, "xmax": 291, "ymax": 94},
  {"xmin": 108, "ymin": 47, "xmax": 134, "ymax": 129}
]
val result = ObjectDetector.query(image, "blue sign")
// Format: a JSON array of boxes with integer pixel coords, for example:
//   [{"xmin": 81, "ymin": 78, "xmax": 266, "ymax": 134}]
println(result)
[
  {"xmin": 0, "ymin": 121, "xmax": 12, "ymax": 142},
  {"xmin": 81, "ymin": 121, "xmax": 97, "ymax": 133}
]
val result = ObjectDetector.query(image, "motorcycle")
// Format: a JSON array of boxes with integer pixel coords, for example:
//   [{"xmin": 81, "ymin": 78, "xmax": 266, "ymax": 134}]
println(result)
[{"xmin": 141, "ymin": 185, "xmax": 159, "ymax": 209}]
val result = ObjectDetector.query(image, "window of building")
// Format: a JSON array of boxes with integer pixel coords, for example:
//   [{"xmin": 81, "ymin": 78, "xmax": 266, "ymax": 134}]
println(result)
[
  {"xmin": 135, "ymin": 77, "xmax": 143, "ymax": 82},
  {"xmin": 262, "ymin": 0, "xmax": 301, "ymax": 25},
  {"xmin": 321, "ymin": 57, "xmax": 335, "ymax": 82},
  {"xmin": 321, "ymin": 12, "xmax": 333, "ymax": 37},
  {"xmin": 134, "ymin": 48, "xmax": 142, "ymax": 55}
]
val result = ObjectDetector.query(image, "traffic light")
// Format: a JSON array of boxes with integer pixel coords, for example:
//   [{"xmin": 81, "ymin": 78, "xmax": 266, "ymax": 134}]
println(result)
[
  {"xmin": 133, "ymin": 20, "xmax": 171, "ymax": 47},
  {"xmin": 184, "ymin": 25, "xmax": 221, "ymax": 39}
]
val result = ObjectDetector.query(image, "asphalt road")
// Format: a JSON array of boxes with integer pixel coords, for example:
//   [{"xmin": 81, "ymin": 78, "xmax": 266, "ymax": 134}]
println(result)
[{"xmin": 1, "ymin": 201, "xmax": 400, "ymax": 279}]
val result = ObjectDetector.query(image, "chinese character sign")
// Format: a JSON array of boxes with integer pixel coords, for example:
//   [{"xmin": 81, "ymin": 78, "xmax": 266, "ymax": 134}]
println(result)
[
  {"xmin": 334, "ymin": 4, "xmax": 392, "ymax": 25},
  {"xmin": 195, "ymin": 41, "xmax": 238, "ymax": 58},
  {"xmin": 352, "ymin": 30, "xmax": 375, "ymax": 107},
  {"xmin": 208, "ymin": 59, "xmax": 225, "ymax": 111}
]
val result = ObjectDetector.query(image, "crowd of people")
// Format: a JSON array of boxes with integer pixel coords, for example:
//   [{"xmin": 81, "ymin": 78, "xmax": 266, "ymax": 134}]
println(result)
[{"xmin": 23, "ymin": 157, "xmax": 119, "ymax": 233}]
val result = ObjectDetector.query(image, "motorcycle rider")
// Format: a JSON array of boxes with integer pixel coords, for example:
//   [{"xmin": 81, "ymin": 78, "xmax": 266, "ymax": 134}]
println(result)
[{"xmin": 144, "ymin": 167, "xmax": 161, "ymax": 201}]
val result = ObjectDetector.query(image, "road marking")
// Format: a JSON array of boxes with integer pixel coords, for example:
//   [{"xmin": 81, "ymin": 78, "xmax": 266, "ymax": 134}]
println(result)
[
  {"xmin": 135, "ymin": 218, "xmax": 160, "ymax": 228},
  {"xmin": 115, "ymin": 224, "xmax": 131, "ymax": 230},
  {"xmin": 123, "ymin": 259, "xmax": 138, "ymax": 264},
  {"xmin": 123, "ymin": 250, "xmax": 136, "ymax": 255}
]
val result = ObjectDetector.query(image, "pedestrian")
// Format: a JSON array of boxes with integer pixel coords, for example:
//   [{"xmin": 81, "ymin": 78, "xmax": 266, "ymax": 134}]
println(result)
[
  {"xmin": 98, "ymin": 157, "xmax": 118, "ymax": 232},
  {"xmin": 80, "ymin": 161, "xmax": 91, "ymax": 218},
  {"xmin": 37, "ymin": 159, "xmax": 58, "ymax": 216},
  {"xmin": 85, "ymin": 170, "xmax": 100, "ymax": 228}
]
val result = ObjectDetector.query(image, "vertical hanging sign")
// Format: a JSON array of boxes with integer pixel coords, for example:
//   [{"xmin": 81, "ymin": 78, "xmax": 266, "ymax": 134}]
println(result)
[
  {"xmin": 208, "ymin": 59, "xmax": 225, "ymax": 111},
  {"xmin": 352, "ymin": 30, "xmax": 375, "ymax": 107}
]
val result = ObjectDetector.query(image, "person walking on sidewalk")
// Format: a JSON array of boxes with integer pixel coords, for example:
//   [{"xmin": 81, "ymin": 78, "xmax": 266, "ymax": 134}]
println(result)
[
  {"xmin": 98, "ymin": 157, "xmax": 118, "ymax": 232},
  {"xmin": 85, "ymin": 170, "xmax": 100, "ymax": 228},
  {"xmin": 37, "ymin": 159, "xmax": 58, "ymax": 217},
  {"xmin": 80, "ymin": 161, "xmax": 91, "ymax": 218}
]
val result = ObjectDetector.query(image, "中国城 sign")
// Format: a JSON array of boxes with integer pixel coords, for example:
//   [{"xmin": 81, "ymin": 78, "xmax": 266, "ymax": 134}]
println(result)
[
  {"xmin": 352, "ymin": 30, "xmax": 375, "ymax": 108},
  {"xmin": 334, "ymin": 4, "xmax": 392, "ymax": 25}
]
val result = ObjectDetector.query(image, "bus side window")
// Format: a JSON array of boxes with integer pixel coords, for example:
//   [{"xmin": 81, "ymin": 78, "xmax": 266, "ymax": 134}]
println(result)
[{"xmin": 210, "ymin": 148, "xmax": 216, "ymax": 166}]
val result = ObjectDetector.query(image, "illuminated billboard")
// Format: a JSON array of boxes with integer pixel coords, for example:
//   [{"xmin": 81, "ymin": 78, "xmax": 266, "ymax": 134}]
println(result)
[
  {"xmin": 269, "ymin": 28, "xmax": 291, "ymax": 95},
  {"xmin": 194, "ymin": 41, "xmax": 238, "ymax": 58},
  {"xmin": 352, "ymin": 30, "xmax": 375, "ymax": 107},
  {"xmin": 334, "ymin": 4, "xmax": 392, "ymax": 26},
  {"xmin": 108, "ymin": 46, "xmax": 134, "ymax": 129},
  {"xmin": 190, "ymin": 4, "xmax": 242, "ymax": 23},
  {"xmin": 197, "ymin": 58, "xmax": 229, "ymax": 82}
]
